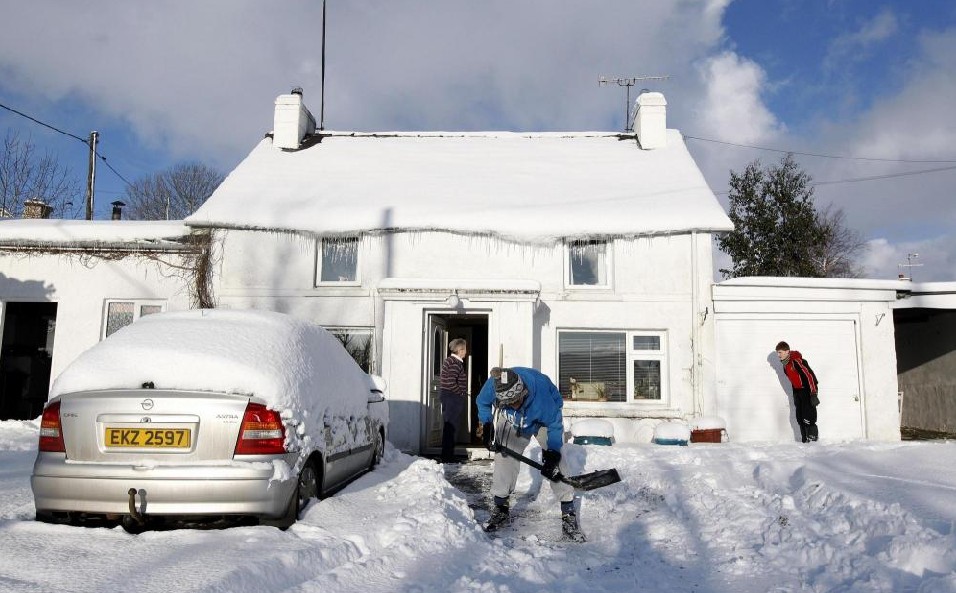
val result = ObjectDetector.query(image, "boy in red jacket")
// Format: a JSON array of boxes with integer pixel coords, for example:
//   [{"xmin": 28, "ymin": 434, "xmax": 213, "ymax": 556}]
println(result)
[{"xmin": 776, "ymin": 341, "xmax": 820, "ymax": 442}]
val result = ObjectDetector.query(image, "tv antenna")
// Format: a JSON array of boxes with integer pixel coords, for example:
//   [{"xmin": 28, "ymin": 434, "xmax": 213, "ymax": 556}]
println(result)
[
  {"xmin": 599, "ymin": 75, "xmax": 670, "ymax": 132},
  {"xmin": 897, "ymin": 252, "xmax": 923, "ymax": 281}
]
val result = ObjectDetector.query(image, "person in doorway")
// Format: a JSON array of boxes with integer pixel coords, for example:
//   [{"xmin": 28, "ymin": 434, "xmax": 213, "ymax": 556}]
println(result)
[
  {"xmin": 439, "ymin": 338, "xmax": 469, "ymax": 463},
  {"xmin": 476, "ymin": 366, "xmax": 584, "ymax": 542},
  {"xmin": 775, "ymin": 341, "xmax": 820, "ymax": 443}
]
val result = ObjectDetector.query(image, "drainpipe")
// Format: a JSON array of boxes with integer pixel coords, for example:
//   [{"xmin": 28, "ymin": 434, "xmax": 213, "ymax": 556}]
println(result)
[{"xmin": 691, "ymin": 231, "xmax": 703, "ymax": 417}]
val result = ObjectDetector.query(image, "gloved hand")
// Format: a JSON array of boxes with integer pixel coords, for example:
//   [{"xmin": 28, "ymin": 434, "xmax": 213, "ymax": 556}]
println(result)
[
  {"xmin": 541, "ymin": 449, "xmax": 562, "ymax": 482},
  {"xmin": 482, "ymin": 422, "xmax": 496, "ymax": 451}
]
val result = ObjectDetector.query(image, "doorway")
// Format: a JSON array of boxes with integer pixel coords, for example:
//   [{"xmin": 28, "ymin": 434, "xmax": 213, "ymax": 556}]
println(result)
[
  {"xmin": 0, "ymin": 302, "xmax": 58, "ymax": 420},
  {"xmin": 423, "ymin": 312, "xmax": 489, "ymax": 455}
]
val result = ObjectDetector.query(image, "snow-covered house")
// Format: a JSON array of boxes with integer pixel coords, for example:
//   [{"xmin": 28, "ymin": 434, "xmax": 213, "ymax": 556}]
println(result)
[
  {"xmin": 0, "ymin": 220, "xmax": 199, "ymax": 420},
  {"xmin": 185, "ymin": 90, "xmax": 735, "ymax": 453}
]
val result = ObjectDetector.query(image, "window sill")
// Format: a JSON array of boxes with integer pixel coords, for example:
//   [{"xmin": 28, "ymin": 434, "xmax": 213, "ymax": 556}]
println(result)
[{"xmin": 563, "ymin": 402, "xmax": 679, "ymax": 419}]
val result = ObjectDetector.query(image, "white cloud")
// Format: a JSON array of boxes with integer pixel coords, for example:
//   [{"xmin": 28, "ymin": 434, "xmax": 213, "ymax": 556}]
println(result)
[
  {"xmin": 804, "ymin": 26, "xmax": 956, "ymax": 281},
  {"xmin": 0, "ymin": 1, "xmax": 732, "ymax": 169},
  {"xmin": 863, "ymin": 236, "xmax": 956, "ymax": 282},
  {"xmin": 694, "ymin": 52, "xmax": 783, "ymax": 145},
  {"xmin": 824, "ymin": 8, "xmax": 899, "ymax": 70}
]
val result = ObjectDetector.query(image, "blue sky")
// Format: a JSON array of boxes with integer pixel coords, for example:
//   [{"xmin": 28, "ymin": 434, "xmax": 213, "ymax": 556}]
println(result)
[{"xmin": 1, "ymin": 1, "xmax": 954, "ymax": 280}]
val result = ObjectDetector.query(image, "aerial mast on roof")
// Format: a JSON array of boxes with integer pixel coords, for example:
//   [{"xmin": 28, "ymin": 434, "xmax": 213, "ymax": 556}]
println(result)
[
  {"xmin": 897, "ymin": 252, "xmax": 923, "ymax": 281},
  {"xmin": 320, "ymin": 0, "xmax": 327, "ymax": 130},
  {"xmin": 598, "ymin": 75, "xmax": 670, "ymax": 132}
]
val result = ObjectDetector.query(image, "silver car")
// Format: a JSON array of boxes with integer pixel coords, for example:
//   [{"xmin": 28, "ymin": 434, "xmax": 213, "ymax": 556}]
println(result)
[{"xmin": 31, "ymin": 309, "xmax": 388, "ymax": 532}]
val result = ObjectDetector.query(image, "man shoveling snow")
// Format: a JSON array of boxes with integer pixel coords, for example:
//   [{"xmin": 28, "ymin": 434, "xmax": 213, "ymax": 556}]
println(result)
[{"xmin": 476, "ymin": 366, "xmax": 585, "ymax": 542}]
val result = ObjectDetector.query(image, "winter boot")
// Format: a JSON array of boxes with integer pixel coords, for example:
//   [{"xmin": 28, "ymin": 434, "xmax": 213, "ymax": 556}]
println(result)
[
  {"xmin": 483, "ymin": 504, "xmax": 511, "ymax": 533},
  {"xmin": 561, "ymin": 511, "xmax": 586, "ymax": 543}
]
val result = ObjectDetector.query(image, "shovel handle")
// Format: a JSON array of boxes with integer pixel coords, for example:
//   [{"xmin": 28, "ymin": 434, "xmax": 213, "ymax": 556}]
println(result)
[{"xmin": 495, "ymin": 444, "xmax": 569, "ymax": 485}]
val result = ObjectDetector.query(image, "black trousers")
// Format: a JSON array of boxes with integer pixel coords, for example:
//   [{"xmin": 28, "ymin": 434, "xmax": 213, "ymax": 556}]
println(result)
[
  {"xmin": 440, "ymin": 390, "xmax": 466, "ymax": 461},
  {"xmin": 793, "ymin": 388, "xmax": 818, "ymax": 442}
]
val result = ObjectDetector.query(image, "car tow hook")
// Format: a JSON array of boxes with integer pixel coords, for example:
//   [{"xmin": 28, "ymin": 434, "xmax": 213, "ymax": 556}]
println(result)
[{"xmin": 127, "ymin": 488, "xmax": 146, "ymax": 526}]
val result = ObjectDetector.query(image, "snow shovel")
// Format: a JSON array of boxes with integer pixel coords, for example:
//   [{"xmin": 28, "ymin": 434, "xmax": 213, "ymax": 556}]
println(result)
[{"xmin": 495, "ymin": 444, "xmax": 621, "ymax": 491}]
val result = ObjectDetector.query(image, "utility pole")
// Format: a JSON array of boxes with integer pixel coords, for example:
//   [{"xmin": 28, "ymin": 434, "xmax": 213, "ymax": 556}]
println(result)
[{"xmin": 85, "ymin": 131, "xmax": 99, "ymax": 220}]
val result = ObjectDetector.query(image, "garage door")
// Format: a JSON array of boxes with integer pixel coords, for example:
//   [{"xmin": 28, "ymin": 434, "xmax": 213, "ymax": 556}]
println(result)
[{"xmin": 716, "ymin": 317, "xmax": 863, "ymax": 442}]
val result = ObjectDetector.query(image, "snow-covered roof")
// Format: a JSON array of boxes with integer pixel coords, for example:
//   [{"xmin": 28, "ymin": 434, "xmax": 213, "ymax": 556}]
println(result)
[
  {"xmin": 186, "ymin": 130, "xmax": 734, "ymax": 244},
  {"xmin": 716, "ymin": 277, "xmax": 913, "ymax": 291},
  {"xmin": 0, "ymin": 219, "xmax": 192, "ymax": 249}
]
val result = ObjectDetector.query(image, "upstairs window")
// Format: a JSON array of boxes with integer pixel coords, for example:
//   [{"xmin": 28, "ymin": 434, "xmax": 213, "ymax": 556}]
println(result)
[
  {"xmin": 566, "ymin": 240, "xmax": 610, "ymax": 287},
  {"xmin": 317, "ymin": 237, "xmax": 359, "ymax": 285}
]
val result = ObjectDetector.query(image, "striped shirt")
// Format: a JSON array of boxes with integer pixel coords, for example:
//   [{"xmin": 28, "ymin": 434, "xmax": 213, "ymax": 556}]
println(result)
[{"xmin": 439, "ymin": 354, "xmax": 467, "ymax": 397}]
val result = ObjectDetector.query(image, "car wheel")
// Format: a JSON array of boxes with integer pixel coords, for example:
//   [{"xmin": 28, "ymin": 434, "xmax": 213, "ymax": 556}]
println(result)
[
  {"xmin": 263, "ymin": 460, "xmax": 318, "ymax": 530},
  {"xmin": 298, "ymin": 462, "xmax": 319, "ymax": 506}
]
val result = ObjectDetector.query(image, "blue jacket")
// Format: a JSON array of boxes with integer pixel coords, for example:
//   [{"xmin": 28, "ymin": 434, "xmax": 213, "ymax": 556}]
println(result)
[{"xmin": 476, "ymin": 367, "xmax": 565, "ymax": 451}]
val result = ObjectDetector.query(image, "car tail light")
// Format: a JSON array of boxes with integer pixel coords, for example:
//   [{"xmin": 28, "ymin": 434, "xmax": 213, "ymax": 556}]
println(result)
[
  {"xmin": 39, "ymin": 401, "xmax": 66, "ymax": 453},
  {"xmin": 234, "ymin": 403, "xmax": 286, "ymax": 455}
]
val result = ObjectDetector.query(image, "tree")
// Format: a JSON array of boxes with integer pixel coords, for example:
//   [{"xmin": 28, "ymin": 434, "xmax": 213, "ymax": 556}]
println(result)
[
  {"xmin": 717, "ymin": 154, "xmax": 864, "ymax": 278},
  {"xmin": 124, "ymin": 162, "xmax": 224, "ymax": 220},
  {"xmin": 0, "ymin": 130, "xmax": 82, "ymax": 219},
  {"xmin": 814, "ymin": 204, "xmax": 866, "ymax": 278}
]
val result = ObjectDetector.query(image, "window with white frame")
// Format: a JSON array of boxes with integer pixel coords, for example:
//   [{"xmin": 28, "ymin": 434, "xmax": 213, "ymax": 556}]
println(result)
[
  {"xmin": 557, "ymin": 330, "xmax": 666, "ymax": 403},
  {"xmin": 326, "ymin": 327, "xmax": 374, "ymax": 373},
  {"xmin": 103, "ymin": 300, "xmax": 166, "ymax": 339},
  {"xmin": 316, "ymin": 237, "xmax": 359, "ymax": 284},
  {"xmin": 566, "ymin": 240, "xmax": 610, "ymax": 287}
]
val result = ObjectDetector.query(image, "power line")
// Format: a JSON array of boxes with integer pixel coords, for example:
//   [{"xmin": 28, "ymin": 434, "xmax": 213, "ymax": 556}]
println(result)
[
  {"xmin": 1, "ymin": 100, "xmax": 134, "ymax": 188},
  {"xmin": 813, "ymin": 164, "xmax": 956, "ymax": 186},
  {"xmin": 95, "ymin": 151, "xmax": 133, "ymax": 187},
  {"xmin": 712, "ymin": 163, "xmax": 956, "ymax": 195},
  {"xmin": 0, "ymin": 101, "xmax": 88, "ymax": 144},
  {"xmin": 684, "ymin": 134, "xmax": 956, "ymax": 164}
]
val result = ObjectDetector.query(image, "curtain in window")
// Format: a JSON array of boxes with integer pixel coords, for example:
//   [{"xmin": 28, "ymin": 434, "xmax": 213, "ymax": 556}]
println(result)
[
  {"xmin": 558, "ymin": 332, "xmax": 626, "ymax": 402},
  {"xmin": 569, "ymin": 242, "xmax": 606, "ymax": 285},
  {"xmin": 105, "ymin": 302, "xmax": 134, "ymax": 337}
]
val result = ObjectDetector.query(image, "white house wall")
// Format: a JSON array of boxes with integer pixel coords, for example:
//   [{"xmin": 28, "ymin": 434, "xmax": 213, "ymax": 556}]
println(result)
[
  {"xmin": 0, "ymin": 253, "xmax": 193, "ymax": 390},
  {"xmin": 216, "ymin": 229, "xmax": 718, "ymax": 452}
]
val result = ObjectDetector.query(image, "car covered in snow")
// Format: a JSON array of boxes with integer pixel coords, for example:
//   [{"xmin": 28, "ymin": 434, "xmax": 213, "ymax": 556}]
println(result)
[{"xmin": 31, "ymin": 309, "xmax": 388, "ymax": 532}]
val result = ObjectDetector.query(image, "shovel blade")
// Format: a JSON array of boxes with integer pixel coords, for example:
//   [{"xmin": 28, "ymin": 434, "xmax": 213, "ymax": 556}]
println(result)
[{"xmin": 565, "ymin": 468, "xmax": 621, "ymax": 491}]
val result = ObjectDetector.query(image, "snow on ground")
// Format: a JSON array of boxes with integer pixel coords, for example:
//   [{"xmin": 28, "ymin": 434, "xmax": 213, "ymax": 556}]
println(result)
[{"xmin": 1, "ymin": 419, "xmax": 955, "ymax": 593}]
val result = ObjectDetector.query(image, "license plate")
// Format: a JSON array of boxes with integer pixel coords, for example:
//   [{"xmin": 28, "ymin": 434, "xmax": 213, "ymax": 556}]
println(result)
[{"xmin": 105, "ymin": 427, "xmax": 191, "ymax": 448}]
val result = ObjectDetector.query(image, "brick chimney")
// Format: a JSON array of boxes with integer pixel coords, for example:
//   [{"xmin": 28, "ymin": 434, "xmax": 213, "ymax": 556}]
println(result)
[
  {"xmin": 23, "ymin": 199, "xmax": 53, "ymax": 219},
  {"xmin": 273, "ymin": 87, "xmax": 317, "ymax": 150},
  {"xmin": 633, "ymin": 92, "xmax": 667, "ymax": 150}
]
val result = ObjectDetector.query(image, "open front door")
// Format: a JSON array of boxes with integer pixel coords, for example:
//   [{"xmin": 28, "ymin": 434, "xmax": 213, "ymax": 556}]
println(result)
[
  {"xmin": 0, "ymin": 302, "xmax": 57, "ymax": 421},
  {"xmin": 424, "ymin": 315, "xmax": 449, "ymax": 450}
]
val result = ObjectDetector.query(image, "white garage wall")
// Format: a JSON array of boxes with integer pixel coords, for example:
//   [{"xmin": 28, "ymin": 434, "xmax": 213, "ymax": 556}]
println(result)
[
  {"xmin": 713, "ymin": 278, "xmax": 902, "ymax": 443},
  {"xmin": 716, "ymin": 316, "xmax": 864, "ymax": 442}
]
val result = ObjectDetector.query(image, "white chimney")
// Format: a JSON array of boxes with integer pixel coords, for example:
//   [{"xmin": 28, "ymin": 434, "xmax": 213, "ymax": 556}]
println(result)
[
  {"xmin": 633, "ymin": 92, "xmax": 667, "ymax": 150},
  {"xmin": 273, "ymin": 88, "xmax": 317, "ymax": 150}
]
